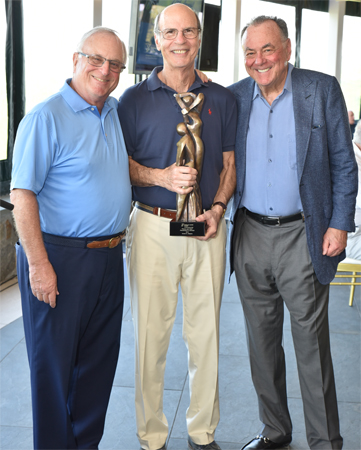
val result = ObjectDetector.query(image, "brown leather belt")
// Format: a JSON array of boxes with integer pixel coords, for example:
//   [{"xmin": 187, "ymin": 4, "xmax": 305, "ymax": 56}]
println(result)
[
  {"xmin": 42, "ymin": 231, "xmax": 126, "ymax": 249},
  {"xmin": 134, "ymin": 201, "xmax": 177, "ymax": 221},
  {"xmin": 86, "ymin": 231, "xmax": 126, "ymax": 248}
]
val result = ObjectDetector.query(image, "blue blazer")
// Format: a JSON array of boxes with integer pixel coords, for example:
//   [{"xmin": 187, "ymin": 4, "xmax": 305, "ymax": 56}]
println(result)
[{"xmin": 228, "ymin": 68, "xmax": 358, "ymax": 285}]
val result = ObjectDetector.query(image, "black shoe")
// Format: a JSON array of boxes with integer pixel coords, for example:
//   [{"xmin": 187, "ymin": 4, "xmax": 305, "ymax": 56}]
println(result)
[
  {"xmin": 241, "ymin": 435, "xmax": 291, "ymax": 450},
  {"xmin": 188, "ymin": 436, "xmax": 222, "ymax": 450}
]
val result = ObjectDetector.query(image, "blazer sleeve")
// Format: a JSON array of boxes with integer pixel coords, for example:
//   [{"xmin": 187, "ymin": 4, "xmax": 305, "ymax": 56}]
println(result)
[{"xmin": 326, "ymin": 76, "xmax": 357, "ymax": 231}]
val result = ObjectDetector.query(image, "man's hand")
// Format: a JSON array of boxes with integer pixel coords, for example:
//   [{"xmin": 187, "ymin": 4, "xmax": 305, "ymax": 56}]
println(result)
[
  {"xmin": 29, "ymin": 261, "xmax": 59, "ymax": 308},
  {"xmin": 161, "ymin": 163, "xmax": 198, "ymax": 194},
  {"xmin": 11, "ymin": 188, "xmax": 59, "ymax": 308},
  {"xmin": 322, "ymin": 227, "xmax": 347, "ymax": 257},
  {"xmin": 195, "ymin": 206, "xmax": 223, "ymax": 241},
  {"xmin": 195, "ymin": 69, "xmax": 212, "ymax": 83}
]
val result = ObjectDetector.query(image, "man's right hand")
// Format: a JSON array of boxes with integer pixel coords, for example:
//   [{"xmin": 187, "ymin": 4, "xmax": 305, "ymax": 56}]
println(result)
[
  {"xmin": 161, "ymin": 163, "xmax": 198, "ymax": 194},
  {"xmin": 29, "ymin": 261, "xmax": 59, "ymax": 308},
  {"xmin": 11, "ymin": 189, "xmax": 59, "ymax": 308}
]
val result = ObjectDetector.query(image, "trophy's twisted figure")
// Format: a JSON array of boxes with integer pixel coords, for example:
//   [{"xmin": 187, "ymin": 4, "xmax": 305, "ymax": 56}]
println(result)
[{"xmin": 174, "ymin": 92, "xmax": 204, "ymax": 221}]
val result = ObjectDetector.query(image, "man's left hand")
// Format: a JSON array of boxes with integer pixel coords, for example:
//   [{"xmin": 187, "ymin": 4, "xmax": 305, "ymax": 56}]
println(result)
[
  {"xmin": 195, "ymin": 69, "xmax": 211, "ymax": 83},
  {"xmin": 194, "ymin": 207, "xmax": 222, "ymax": 241},
  {"xmin": 322, "ymin": 227, "xmax": 347, "ymax": 257}
]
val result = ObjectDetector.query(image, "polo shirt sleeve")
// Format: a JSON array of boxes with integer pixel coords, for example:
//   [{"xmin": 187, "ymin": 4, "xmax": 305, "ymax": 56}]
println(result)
[
  {"xmin": 222, "ymin": 92, "xmax": 237, "ymax": 152},
  {"xmin": 11, "ymin": 112, "xmax": 56, "ymax": 195},
  {"xmin": 118, "ymin": 87, "xmax": 137, "ymax": 157}
]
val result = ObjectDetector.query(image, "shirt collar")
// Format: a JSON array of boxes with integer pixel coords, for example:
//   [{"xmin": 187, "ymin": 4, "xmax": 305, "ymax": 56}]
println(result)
[
  {"xmin": 60, "ymin": 78, "xmax": 112, "ymax": 113},
  {"xmin": 253, "ymin": 62, "xmax": 294, "ymax": 100},
  {"xmin": 147, "ymin": 66, "xmax": 209, "ymax": 92}
]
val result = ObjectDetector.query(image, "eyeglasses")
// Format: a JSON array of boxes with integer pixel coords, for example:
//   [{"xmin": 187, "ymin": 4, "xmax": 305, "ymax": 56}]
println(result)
[
  {"xmin": 77, "ymin": 52, "xmax": 126, "ymax": 73},
  {"xmin": 156, "ymin": 28, "xmax": 200, "ymax": 40}
]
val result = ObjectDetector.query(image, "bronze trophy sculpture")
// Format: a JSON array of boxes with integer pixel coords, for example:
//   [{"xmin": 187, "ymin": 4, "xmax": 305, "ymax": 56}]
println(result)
[{"xmin": 170, "ymin": 92, "xmax": 205, "ymax": 236}]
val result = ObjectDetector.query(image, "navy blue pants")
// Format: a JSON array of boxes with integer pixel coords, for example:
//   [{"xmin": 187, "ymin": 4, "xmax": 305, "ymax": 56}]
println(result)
[{"xmin": 16, "ymin": 238, "xmax": 124, "ymax": 449}]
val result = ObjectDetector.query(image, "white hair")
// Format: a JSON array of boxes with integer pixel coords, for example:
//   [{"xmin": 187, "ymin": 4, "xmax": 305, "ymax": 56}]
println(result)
[{"xmin": 76, "ymin": 26, "xmax": 127, "ymax": 62}]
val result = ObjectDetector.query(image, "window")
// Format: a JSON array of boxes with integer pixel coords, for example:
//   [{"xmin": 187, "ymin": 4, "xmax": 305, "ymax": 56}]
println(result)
[
  {"xmin": 1, "ymin": 0, "xmax": 93, "ymax": 193},
  {"xmin": 23, "ymin": 0, "xmax": 93, "ymax": 113},
  {"xmin": 300, "ymin": 9, "xmax": 329, "ymax": 73},
  {"xmin": 341, "ymin": 14, "xmax": 361, "ymax": 120},
  {"xmin": 102, "ymin": 0, "xmax": 136, "ymax": 100}
]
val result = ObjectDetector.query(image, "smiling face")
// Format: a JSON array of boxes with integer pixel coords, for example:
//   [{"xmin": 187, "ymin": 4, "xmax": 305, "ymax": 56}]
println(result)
[
  {"xmin": 242, "ymin": 20, "xmax": 291, "ymax": 98},
  {"xmin": 71, "ymin": 32, "xmax": 125, "ymax": 111},
  {"xmin": 154, "ymin": 4, "xmax": 201, "ymax": 73}
]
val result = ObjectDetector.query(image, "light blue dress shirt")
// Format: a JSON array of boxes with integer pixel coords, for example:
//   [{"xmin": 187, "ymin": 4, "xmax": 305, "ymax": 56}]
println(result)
[
  {"xmin": 11, "ymin": 79, "xmax": 131, "ymax": 237},
  {"xmin": 241, "ymin": 63, "xmax": 303, "ymax": 216}
]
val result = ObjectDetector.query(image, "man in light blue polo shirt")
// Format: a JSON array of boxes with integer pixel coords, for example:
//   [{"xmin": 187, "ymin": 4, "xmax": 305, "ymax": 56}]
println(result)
[
  {"xmin": 10, "ymin": 27, "xmax": 131, "ymax": 450},
  {"xmin": 228, "ymin": 16, "xmax": 357, "ymax": 450}
]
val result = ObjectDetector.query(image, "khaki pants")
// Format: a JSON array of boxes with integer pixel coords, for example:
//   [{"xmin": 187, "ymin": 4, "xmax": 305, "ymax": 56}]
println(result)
[
  {"xmin": 126, "ymin": 207, "xmax": 226, "ymax": 450},
  {"xmin": 346, "ymin": 225, "xmax": 361, "ymax": 259}
]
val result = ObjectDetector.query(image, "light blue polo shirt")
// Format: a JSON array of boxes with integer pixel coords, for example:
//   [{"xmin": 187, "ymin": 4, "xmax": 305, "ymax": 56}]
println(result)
[
  {"xmin": 241, "ymin": 63, "xmax": 303, "ymax": 216},
  {"xmin": 11, "ymin": 79, "xmax": 131, "ymax": 237}
]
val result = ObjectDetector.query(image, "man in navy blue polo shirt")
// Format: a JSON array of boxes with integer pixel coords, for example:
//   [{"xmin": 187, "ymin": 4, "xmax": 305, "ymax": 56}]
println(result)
[
  {"xmin": 118, "ymin": 4, "xmax": 237, "ymax": 450},
  {"xmin": 11, "ymin": 27, "xmax": 131, "ymax": 449}
]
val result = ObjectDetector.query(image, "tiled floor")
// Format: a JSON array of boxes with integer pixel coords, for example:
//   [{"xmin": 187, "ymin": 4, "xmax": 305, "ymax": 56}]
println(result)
[{"xmin": 0, "ymin": 261, "xmax": 360, "ymax": 450}]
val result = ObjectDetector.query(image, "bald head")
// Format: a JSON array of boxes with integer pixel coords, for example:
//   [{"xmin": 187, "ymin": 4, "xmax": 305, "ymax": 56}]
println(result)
[{"xmin": 154, "ymin": 3, "xmax": 201, "ymax": 35}]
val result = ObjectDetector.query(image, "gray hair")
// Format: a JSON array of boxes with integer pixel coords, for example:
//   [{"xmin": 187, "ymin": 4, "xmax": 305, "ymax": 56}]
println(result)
[
  {"xmin": 76, "ymin": 26, "xmax": 127, "ymax": 62},
  {"xmin": 354, "ymin": 120, "xmax": 361, "ymax": 145},
  {"xmin": 241, "ymin": 15, "xmax": 289, "ymax": 41},
  {"xmin": 154, "ymin": 5, "xmax": 202, "ymax": 35}
]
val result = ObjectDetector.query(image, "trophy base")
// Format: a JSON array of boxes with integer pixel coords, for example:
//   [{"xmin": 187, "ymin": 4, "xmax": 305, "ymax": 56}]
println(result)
[{"xmin": 170, "ymin": 221, "xmax": 205, "ymax": 237}]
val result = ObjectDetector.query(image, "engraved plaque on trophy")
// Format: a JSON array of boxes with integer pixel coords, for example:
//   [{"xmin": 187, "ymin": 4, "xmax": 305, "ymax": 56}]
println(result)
[{"xmin": 170, "ymin": 92, "xmax": 205, "ymax": 237}]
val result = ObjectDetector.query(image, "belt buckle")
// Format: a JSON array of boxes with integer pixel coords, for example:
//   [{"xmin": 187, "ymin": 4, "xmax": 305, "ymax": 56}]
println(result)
[
  {"xmin": 108, "ymin": 236, "xmax": 118, "ymax": 248},
  {"xmin": 276, "ymin": 217, "xmax": 281, "ymax": 226}
]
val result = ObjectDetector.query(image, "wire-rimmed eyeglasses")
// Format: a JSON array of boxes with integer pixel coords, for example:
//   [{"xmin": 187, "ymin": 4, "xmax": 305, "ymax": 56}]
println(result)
[
  {"xmin": 77, "ymin": 52, "xmax": 126, "ymax": 73},
  {"xmin": 156, "ymin": 27, "xmax": 201, "ymax": 40}
]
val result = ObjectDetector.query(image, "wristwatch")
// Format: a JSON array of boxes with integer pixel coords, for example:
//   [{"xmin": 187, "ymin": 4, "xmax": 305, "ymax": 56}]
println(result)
[{"xmin": 211, "ymin": 201, "xmax": 227, "ymax": 218}]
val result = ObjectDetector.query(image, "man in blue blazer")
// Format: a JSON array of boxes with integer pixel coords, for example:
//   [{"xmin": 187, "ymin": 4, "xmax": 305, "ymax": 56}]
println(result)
[{"xmin": 228, "ymin": 16, "xmax": 357, "ymax": 450}]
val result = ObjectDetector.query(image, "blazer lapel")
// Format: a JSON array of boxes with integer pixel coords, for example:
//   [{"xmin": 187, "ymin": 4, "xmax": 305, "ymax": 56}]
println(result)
[
  {"xmin": 233, "ymin": 78, "xmax": 254, "ymax": 187},
  {"xmin": 292, "ymin": 69, "xmax": 317, "ymax": 182}
]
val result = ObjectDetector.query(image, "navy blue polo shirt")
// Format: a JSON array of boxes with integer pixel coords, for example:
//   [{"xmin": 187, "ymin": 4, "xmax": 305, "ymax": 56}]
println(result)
[{"xmin": 118, "ymin": 67, "xmax": 237, "ymax": 210}]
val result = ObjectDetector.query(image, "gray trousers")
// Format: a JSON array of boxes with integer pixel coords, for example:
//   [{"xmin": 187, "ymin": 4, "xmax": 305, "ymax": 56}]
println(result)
[{"xmin": 233, "ymin": 209, "xmax": 343, "ymax": 450}]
